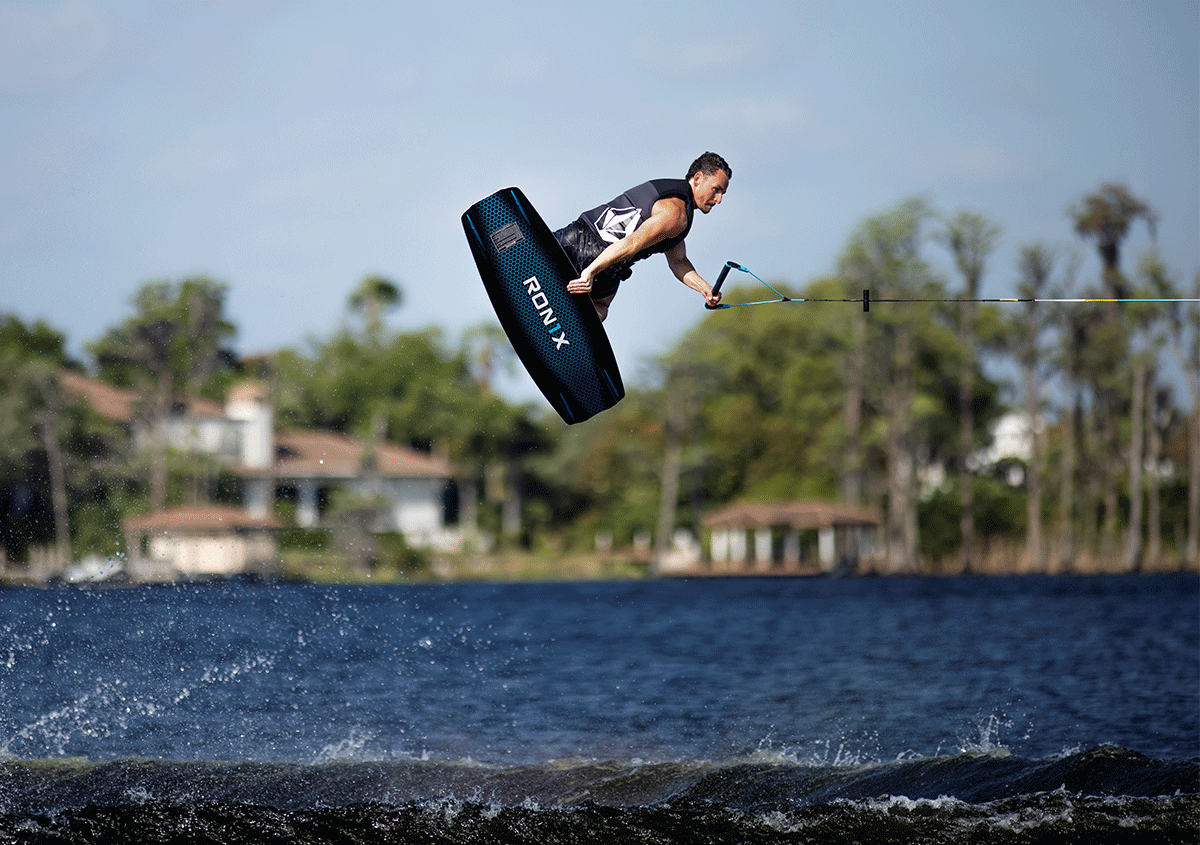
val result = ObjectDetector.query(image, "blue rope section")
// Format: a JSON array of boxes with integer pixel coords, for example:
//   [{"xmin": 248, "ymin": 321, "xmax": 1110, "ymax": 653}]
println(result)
[
  {"xmin": 735, "ymin": 264, "xmax": 788, "ymax": 299},
  {"xmin": 709, "ymin": 262, "xmax": 798, "ymax": 309}
]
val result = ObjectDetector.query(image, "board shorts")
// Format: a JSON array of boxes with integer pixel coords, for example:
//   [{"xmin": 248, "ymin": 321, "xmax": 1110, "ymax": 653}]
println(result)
[{"xmin": 552, "ymin": 218, "xmax": 632, "ymax": 301}]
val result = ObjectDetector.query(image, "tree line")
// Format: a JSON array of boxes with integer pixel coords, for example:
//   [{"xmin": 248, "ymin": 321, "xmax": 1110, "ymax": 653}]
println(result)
[
  {"xmin": 527, "ymin": 182, "xmax": 1198, "ymax": 574},
  {"xmin": 0, "ymin": 182, "xmax": 1196, "ymax": 574}
]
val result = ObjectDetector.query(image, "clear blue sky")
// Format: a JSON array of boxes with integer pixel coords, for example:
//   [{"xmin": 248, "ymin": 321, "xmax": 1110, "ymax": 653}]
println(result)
[{"xmin": 2, "ymin": 0, "xmax": 1196, "ymax": 403}]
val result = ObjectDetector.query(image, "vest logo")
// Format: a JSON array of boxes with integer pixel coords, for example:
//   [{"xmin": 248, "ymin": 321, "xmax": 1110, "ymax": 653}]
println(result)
[
  {"xmin": 523, "ymin": 277, "xmax": 570, "ymax": 351},
  {"xmin": 595, "ymin": 206, "xmax": 642, "ymax": 243}
]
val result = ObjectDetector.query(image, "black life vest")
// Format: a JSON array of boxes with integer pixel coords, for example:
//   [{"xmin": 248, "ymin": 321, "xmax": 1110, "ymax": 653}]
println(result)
[{"xmin": 577, "ymin": 178, "xmax": 695, "ymax": 265}]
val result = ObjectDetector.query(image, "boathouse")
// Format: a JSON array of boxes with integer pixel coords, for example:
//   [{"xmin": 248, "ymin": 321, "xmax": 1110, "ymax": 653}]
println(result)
[
  {"xmin": 123, "ymin": 504, "xmax": 283, "ymax": 581},
  {"xmin": 702, "ymin": 501, "xmax": 882, "ymax": 575}
]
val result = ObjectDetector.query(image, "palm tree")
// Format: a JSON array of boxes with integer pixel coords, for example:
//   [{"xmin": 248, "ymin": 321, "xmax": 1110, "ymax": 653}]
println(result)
[
  {"xmin": 89, "ymin": 278, "xmax": 235, "ymax": 511},
  {"xmin": 1013, "ymin": 243, "xmax": 1055, "ymax": 572},
  {"xmin": 1070, "ymin": 183, "xmax": 1157, "ymax": 299},
  {"xmin": 937, "ymin": 210, "xmax": 1001, "ymax": 573},
  {"xmin": 349, "ymin": 275, "xmax": 402, "ymax": 345},
  {"xmin": 461, "ymin": 322, "xmax": 515, "ymax": 392},
  {"xmin": 839, "ymin": 199, "xmax": 936, "ymax": 574},
  {"xmin": 1070, "ymin": 184, "xmax": 1156, "ymax": 567},
  {"xmin": 0, "ymin": 353, "xmax": 72, "ymax": 570}
]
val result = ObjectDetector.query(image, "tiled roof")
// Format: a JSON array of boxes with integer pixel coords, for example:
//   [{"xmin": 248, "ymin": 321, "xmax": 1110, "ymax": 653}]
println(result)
[
  {"xmin": 268, "ymin": 428, "xmax": 451, "ymax": 479},
  {"xmin": 124, "ymin": 504, "xmax": 283, "ymax": 533},
  {"xmin": 59, "ymin": 370, "xmax": 225, "ymax": 421},
  {"xmin": 59, "ymin": 370, "xmax": 136, "ymax": 423},
  {"xmin": 704, "ymin": 501, "xmax": 881, "ymax": 529},
  {"xmin": 62, "ymin": 369, "xmax": 451, "ymax": 480}
]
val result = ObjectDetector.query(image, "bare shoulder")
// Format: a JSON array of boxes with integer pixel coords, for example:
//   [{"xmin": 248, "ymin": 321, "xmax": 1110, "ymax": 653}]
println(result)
[{"xmin": 649, "ymin": 195, "xmax": 688, "ymax": 236}]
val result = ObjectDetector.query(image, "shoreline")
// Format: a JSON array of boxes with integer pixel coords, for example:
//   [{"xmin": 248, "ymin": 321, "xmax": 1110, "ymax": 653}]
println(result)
[{"xmin": 3, "ymin": 552, "xmax": 1196, "ymax": 588}]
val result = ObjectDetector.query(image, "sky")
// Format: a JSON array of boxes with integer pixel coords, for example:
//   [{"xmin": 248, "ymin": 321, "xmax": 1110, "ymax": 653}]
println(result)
[{"xmin": 2, "ymin": 0, "xmax": 1197, "ymax": 404}]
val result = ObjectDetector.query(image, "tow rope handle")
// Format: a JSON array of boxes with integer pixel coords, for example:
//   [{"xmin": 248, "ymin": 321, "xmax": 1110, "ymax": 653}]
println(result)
[{"xmin": 705, "ymin": 261, "xmax": 743, "ymax": 309}]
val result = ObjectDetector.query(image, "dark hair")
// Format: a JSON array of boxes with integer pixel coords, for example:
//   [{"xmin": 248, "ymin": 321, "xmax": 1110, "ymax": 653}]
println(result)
[{"xmin": 687, "ymin": 152, "xmax": 731, "ymax": 181}]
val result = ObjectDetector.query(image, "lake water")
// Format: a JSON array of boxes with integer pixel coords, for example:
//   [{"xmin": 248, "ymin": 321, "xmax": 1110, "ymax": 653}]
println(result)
[{"xmin": 1, "ymin": 573, "xmax": 1196, "ymax": 843}]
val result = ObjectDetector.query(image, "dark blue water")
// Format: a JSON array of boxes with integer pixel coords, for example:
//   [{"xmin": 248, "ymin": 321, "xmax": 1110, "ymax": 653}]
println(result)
[{"xmin": 1, "ymin": 574, "xmax": 1197, "ymax": 843}]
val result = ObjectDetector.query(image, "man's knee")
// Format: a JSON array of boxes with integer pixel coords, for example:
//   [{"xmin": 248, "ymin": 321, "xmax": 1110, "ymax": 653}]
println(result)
[{"xmin": 591, "ymin": 294, "xmax": 614, "ymax": 322}]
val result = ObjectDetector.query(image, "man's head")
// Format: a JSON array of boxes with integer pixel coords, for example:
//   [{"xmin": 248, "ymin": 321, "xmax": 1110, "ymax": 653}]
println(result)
[{"xmin": 686, "ymin": 152, "xmax": 731, "ymax": 214}]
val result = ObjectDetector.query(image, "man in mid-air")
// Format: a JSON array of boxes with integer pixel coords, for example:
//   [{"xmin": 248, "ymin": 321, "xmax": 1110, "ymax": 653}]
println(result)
[{"xmin": 555, "ymin": 152, "xmax": 731, "ymax": 321}]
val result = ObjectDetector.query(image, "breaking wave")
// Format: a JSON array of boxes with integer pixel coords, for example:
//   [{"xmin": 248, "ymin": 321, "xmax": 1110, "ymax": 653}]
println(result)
[{"xmin": 1, "ymin": 745, "xmax": 1195, "ymax": 843}]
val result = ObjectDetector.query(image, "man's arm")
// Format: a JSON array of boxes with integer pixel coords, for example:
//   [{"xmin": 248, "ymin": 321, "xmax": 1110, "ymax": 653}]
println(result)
[
  {"xmin": 565, "ymin": 197, "xmax": 689, "ymax": 295},
  {"xmin": 665, "ymin": 240, "xmax": 722, "ymax": 308}
]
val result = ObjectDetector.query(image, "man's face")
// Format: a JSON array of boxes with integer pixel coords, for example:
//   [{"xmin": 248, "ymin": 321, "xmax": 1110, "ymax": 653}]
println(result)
[{"xmin": 691, "ymin": 169, "xmax": 729, "ymax": 214}]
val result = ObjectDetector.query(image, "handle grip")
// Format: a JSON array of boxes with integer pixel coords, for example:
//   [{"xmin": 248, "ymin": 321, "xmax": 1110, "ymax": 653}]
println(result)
[{"xmin": 705, "ymin": 261, "xmax": 742, "ymax": 309}]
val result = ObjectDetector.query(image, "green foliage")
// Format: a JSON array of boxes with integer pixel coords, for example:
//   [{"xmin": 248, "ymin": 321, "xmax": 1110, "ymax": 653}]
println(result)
[
  {"xmin": 536, "ymin": 233, "xmax": 1011, "ymax": 558},
  {"xmin": 71, "ymin": 482, "xmax": 139, "ymax": 560},
  {"xmin": 0, "ymin": 316, "xmax": 112, "ymax": 562},
  {"xmin": 5, "ymin": 181, "xmax": 1195, "ymax": 574},
  {"xmin": 687, "ymin": 277, "xmax": 849, "ymax": 502},
  {"xmin": 0, "ymin": 319, "xmax": 79, "ymax": 482},
  {"xmin": 88, "ymin": 276, "xmax": 237, "ymax": 399},
  {"xmin": 273, "ymin": 326, "xmax": 530, "ymax": 462},
  {"xmin": 348, "ymin": 275, "xmax": 402, "ymax": 346},
  {"xmin": 0, "ymin": 315, "xmax": 74, "ymax": 367},
  {"xmin": 1071, "ymin": 183, "xmax": 1157, "ymax": 290},
  {"xmin": 277, "ymin": 526, "xmax": 333, "ymax": 552},
  {"xmin": 526, "ymin": 389, "xmax": 664, "ymax": 544},
  {"xmin": 918, "ymin": 473, "xmax": 1024, "ymax": 563},
  {"xmin": 373, "ymin": 531, "xmax": 429, "ymax": 573},
  {"xmin": 918, "ymin": 486, "xmax": 961, "ymax": 562},
  {"xmin": 973, "ymin": 471, "xmax": 1026, "ymax": 538}
]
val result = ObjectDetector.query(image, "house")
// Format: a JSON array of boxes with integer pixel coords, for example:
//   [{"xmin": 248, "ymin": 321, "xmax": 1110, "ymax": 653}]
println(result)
[
  {"xmin": 698, "ymin": 500, "xmax": 882, "ymax": 575},
  {"xmin": 63, "ymin": 373, "xmax": 461, "ymax": 556},
  {"xmin": 224, "ymin": 381, "xmax": 460, "ymax": 551},
  {"xmin": 920, "ymin": 411, "xmax": 1043, "ymax": 495},
  {"xmin": 123, "ymin": 504, "xmax": 282, "ymax": 580},
  {"xmin": 60, "ymin": 369, "xmax": 236, "ymax": 459},
  {"xmin": 968, "ymin": 411, "xmax": 1043, "ymax": 486}
]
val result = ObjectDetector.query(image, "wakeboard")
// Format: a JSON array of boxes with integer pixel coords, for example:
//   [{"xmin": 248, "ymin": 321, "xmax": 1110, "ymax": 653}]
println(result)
[{"xmin": 462, "ymin": 187, "xmax": 624, "ymax": 424}]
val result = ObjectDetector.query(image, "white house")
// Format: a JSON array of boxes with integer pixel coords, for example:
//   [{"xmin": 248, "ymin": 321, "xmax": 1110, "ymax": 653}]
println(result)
[
  {"xmin": 64, "ymin": 373, "xmax": 462, "ymax": 552},
  {"xmin": 969, "ymin": 411, "xmax": 1043, "ymax": 486}
]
